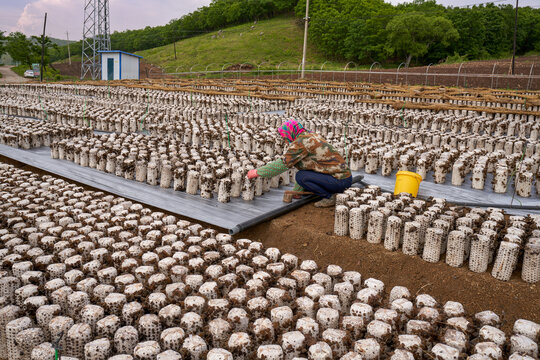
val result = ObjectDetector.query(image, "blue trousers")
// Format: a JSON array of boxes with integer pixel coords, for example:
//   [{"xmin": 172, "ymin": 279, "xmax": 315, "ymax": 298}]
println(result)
[{"xmin": 296, "ymin": 170, "xmax": 352, "ymax": 199}]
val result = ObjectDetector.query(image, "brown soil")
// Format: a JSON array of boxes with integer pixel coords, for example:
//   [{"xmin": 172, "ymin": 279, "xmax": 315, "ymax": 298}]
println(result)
[
  {"xmin": 52, "ymin": 61, "xmax": 84, "ymax": 78},
  {"xmin": 53, "ymin": 60, "xmax": 164, "ymax": 79},
  {"xmin": 238, "ymin": 203, "xmax": 540, "ymax": 334}
]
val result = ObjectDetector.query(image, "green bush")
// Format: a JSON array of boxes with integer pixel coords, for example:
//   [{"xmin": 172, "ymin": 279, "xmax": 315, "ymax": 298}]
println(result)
[
  {"xmin": 444, "ymin": 52, "xmax": 469, "ymax": 64},
  {"xmin": 296, "ymin": 0, "xmax": 540, "ymax": 65},
  {"xmin": 43, "ymin": 66, "xmax": 61, "ymax": 81}
]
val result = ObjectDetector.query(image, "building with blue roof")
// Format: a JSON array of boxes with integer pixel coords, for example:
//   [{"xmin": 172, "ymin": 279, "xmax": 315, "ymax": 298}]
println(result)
[{"xmin": 98, "ymin": 50, "xmax": 142, "ymax": 80}]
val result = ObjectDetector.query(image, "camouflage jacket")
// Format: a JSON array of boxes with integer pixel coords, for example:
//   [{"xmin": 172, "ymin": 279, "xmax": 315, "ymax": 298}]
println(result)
[{"xmin": 284, "ymin": 132, "xmax": 351, "ymax": 179}]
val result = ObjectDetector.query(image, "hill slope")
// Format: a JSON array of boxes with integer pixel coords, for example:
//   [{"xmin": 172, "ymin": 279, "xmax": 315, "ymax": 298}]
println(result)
[
  {"xmin": 136, "ymin": 16, "xmax": 349, "ymax": 72},
  {"xmin": 49, "ymin": 37, "xmax": 75, "ymax": 47}
]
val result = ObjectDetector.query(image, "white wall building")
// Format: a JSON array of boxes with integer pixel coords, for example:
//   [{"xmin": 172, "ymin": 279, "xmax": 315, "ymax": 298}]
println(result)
[{"xmin": 99, "ymin": 50, "xmax": 142, "ymax": 80}]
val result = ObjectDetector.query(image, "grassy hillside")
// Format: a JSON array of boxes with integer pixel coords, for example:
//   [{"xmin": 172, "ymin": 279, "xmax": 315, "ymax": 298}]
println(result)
[
  {"xmin": 137, "ymin": 16, "xmax": 351, "ymax": 72},
  {"xmin": 55, "ymin": 55, "xmax": 82, "ymax": 64},
  {"xmin": 49, "ymin": 37, "xmax": 75, "ymax": 47}
]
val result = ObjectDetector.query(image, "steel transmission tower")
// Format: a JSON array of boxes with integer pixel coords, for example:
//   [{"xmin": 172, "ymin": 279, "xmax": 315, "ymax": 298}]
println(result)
[
  {"xmin": 96, "ymin": 0, "xmax": 111, "ymax": 52},
  {"xmin": 81, "ymin": 0, "xmax": 111, "ymax": 79}
]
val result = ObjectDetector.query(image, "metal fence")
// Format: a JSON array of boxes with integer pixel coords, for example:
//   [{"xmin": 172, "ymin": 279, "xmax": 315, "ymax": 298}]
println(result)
[{"xmin": 145, "ymin": 61, "xmax": 539, "ymax": 90}]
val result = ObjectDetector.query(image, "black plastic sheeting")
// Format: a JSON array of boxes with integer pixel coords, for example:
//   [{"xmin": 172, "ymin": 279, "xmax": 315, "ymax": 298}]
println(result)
[
  {"xmin": 229, "ymin": 175, "xmax": 364, "ymax": 234},
  {"xmin": 1, "ymin": 142, "xmax": 537, "ymax": 236},
  {"xmin": 0, "ymin": 143, "xmax": 362, "ymax": 233}
]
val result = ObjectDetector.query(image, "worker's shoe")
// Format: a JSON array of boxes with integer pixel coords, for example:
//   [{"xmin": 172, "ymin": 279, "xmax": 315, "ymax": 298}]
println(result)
[{"xmin": 314, "ymin": 194, "xmax": 336, "ymax": 208}]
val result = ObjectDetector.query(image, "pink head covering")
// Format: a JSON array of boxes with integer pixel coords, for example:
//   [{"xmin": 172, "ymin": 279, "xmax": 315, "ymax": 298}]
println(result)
[{"xmin": 278, "ymin": 119, "xmax": 307, "ymax": 143}]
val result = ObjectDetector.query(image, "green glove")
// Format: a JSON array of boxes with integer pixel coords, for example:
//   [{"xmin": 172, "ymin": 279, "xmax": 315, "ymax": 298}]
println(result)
[{"xmin": 256, "ymin": 159, "xmax": 289, "ymax": 178}]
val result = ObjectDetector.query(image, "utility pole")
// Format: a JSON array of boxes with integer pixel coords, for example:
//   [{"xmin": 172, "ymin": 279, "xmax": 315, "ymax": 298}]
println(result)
[
  {"xmin": 66, "ymin": 31, "xmax": 71, "ymax": 65},
  {"xmin": 300, "ymin": 0, "xmax": 310, "ymax": 79},
  {"xmin": 40, "ymin": 12, "xmax": 47, "ymax": 82},
  {"xmin": 511, "ymin": 0, "xmax": 518, "ymax": 75},
  {"xmin": 174, "ymin": 41, "xmax": 177, "ymax": 60}
]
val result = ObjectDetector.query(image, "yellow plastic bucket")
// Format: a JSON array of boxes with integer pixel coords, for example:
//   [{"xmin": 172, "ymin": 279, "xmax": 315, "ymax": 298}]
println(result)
[{"xmin": 394, "ymin": 171, "xmax": 423, "ymax": 197}]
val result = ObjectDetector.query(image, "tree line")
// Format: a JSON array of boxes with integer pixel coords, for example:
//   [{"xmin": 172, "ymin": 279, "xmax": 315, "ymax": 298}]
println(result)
[
  {"xmin": 4, "ymin": 0, "xmax": 540, "ymax": 67},
  {"xmin": 0, "ymin": 31, "xmax": 57, "ymax": 67},
  {"xmin": 295, "ymin": 0, "xmax": 540, "ymax": 66}
]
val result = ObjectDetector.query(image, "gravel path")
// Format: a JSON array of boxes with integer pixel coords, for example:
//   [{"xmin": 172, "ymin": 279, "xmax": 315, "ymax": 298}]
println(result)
[{"xmin": 0, "ymin": 65, "xmax": 31, "ymax": 83}]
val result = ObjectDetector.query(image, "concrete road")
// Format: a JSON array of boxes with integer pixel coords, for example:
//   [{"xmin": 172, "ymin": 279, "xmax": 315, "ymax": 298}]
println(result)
[{"xmin": 0, "ymin": 66, "xmax": 31, "ymax": 83}]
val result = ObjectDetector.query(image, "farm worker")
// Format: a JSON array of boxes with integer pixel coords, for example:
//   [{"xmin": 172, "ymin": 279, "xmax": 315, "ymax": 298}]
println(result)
[{"xmin": 247, "ymin": 119, "xmax": 352, "ymax": 207}]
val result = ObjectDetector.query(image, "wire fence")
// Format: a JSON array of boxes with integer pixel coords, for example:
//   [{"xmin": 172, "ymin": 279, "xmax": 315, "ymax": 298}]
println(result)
[{"xmin": 144, "ymin": 61, "xmax": 540, "ymax": 90}]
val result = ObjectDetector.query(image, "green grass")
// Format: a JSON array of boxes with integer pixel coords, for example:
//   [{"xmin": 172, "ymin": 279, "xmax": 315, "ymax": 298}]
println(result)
[
  {"xmin": 523, "ymin": 50, "xmax": 540, "ymax": 57},
  {"xmin": 137, "ymin": 16, "xmax": 352, "ymax": 72},
  {"xmin": 49, "ymin": 37, "xmax": 76, "ymax": 47},
  {"xmin": 442, "ymin": 51, "xmax": 540, "ymax": 65},
  {"xmin": 11, "ymin": 64, "xmax": 28, "ymax": 77},
  {"xmin": 55, "ymin": 55, "xmax": 82, "ymax": 64}
]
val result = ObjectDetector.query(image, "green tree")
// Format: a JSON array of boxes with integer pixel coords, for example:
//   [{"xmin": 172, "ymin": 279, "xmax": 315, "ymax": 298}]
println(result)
[
  {"xmin": 6, "ymin": 32, "xmax": 58, "ymax": 70},
  {"xmin": 32, "ymin": 35, "xmax": 59, "ymax": 72},
  {"xmin": 273, "ymin": 0, "xmax": 296, "ymax": 12},
  {"xmin": 385, "ymin": 13, "xmax": 459, "ymax": 66},
  {"xmin": 343, "ymin": 0, "xmax": 396, "ymax": 62},
  {"xmin": 481, "ymin": 4, "xmax": 513, "ymax": 56},
  {"xmin": 446, "ymin": 7, "xmax": 487, "ymax": 60},
  {"xmin": 296, "ymin": 0, "xmax": 348, "ymax": 58},
  {"xmin": 224, "ymin": 1, "xmax": 248, "ymax": 23},
  {"xmin": 47, "ymin": 0, "xmax": 540, "ymax": 66},
  {"xmin": 0, "ymin": 31, "xmax": 6, "ymax": 59},
  {"xmin": 514, "ymin": 6, "xmax": 540, "ymax": 54},
  {"xmin": 6, "ymin": 32, "xmax": 39, "ymax": 66},
  {"xmin": 395, "ymin": 0, "xmax": 445, "ymax": 14}
]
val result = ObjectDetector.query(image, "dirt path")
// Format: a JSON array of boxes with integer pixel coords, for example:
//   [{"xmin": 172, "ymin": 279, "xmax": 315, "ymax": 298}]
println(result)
[
  {"xmin": 0, "ymin": 66, "xmax": 31, "ymax": 83},
  {"xmin": 238, "ymin": 204, "xmax": 540, "ymax": 334}
]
